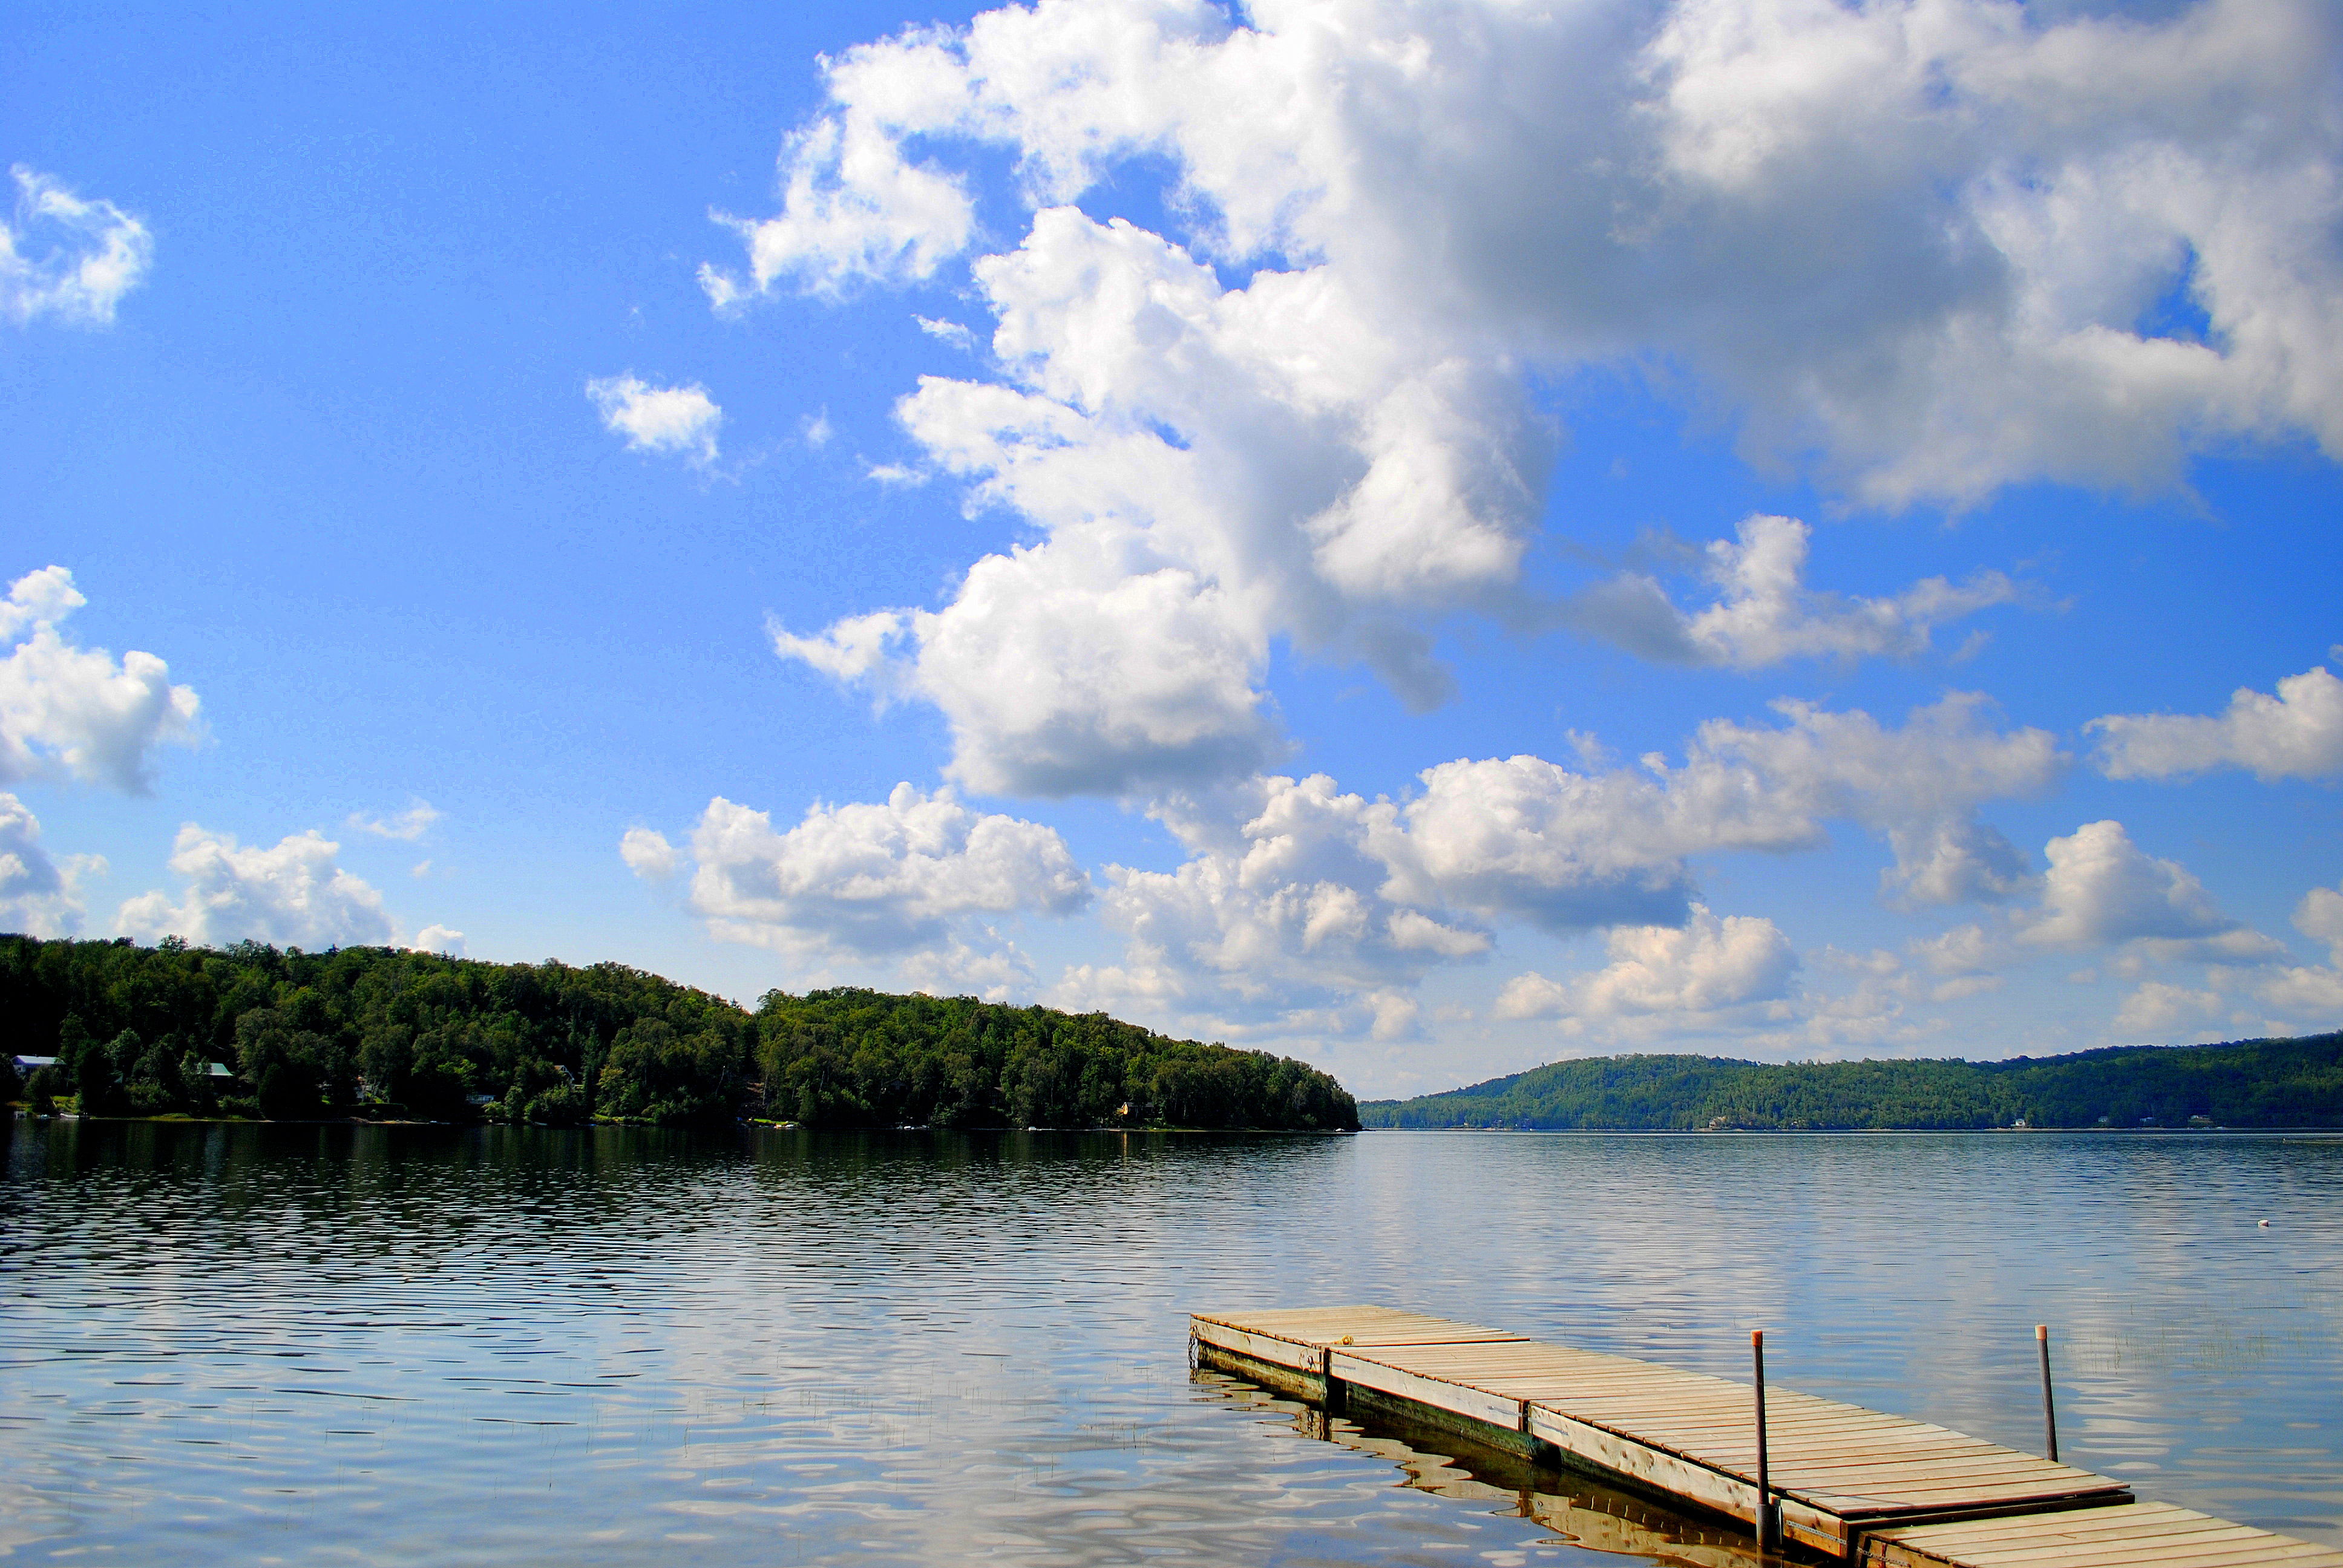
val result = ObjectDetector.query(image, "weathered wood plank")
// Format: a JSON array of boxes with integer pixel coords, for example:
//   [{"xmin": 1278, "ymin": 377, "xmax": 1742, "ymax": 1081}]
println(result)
[
  {"xmin": 1331, "ymin": 1349, "xmax": 1524, "ymax": 1431},
  {"xmin": 1527, "ymin": 1403, "xmax": 1762, "ymax": 1521},
  {"xmin": 1190, "ymin": 1317, "xmax": 1323, "ymax": 1373},
  {"xmin": 1191, "ymin": 1305, "xmax": 1520, "ymax": 1348},
  {"xmin": 1859, "ymin": 1500, "xmax": 2343, "ymax": 1568}
]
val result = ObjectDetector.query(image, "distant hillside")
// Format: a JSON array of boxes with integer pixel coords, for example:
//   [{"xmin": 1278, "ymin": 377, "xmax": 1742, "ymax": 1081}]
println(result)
[
  {"xmin": 0, "ymin": 935, "xmax": 1357, "ymax": 1132},
  {"xmin": 1360, "ymin": 1034, "xmax": 2343, "ymax": 1131}
]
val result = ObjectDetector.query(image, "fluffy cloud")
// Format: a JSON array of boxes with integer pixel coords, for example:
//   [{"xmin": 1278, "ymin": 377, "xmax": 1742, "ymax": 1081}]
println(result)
[
  {"xmin": 2079, "ymin": 874, "xmax": 2343, "ymax": 1040},
  {"xmin": 1569, "ymin": 514, "xmax": 2022, "ymax": 669},
  {"xmin": 2247, "ymin": 958, "xmax": 2343, "ymax": 1022},
  {"xmin": 619, "ymin": 826, "xmax": 678, "ymax": 881},
  {"xmin": 117, "ymin": 825, "xmax": 397, "ymax": 948},
  {"xmin": 914, "ymin": 314, "xmax": 976, "ymax": 350},
  {"xmin": 657, "ymin": 784, "xmax": 1090, "ymax": 967},
  {"xmin": 1057, "ymin": 773, "xmax": 1495, "ymax": 1033},
  {"xmin": 2111, "ymin": 979, "xmax": 2226, "ymax": 1039},
  {"xmin": 730, "ymin": 0, "xmax": 2340, "ymax": 786},
  {"xmin": 2298, "ymin": 881, "xmax": 2343, "ymax": 967},
  {"xmin": 0, "ymin": 566, "xmax": 202, "ymax": 793},
  {"xmin": 2088, "ymin": 664, "xmax": 2343, "ymax": 782},
  {"xmin": 1059, "ymin": 693, "xmax": 2053, "ymax": 1034},
  {"xmin": 1494, "ymin": 906, "xmax": 1798, "ymax": 1022},
  {"xmin": 704, "ymin": 114, "xmax": 974, "ymax": 302},
  {"xmin": 0, "ymin": 792, "xmax": 98, "ymax": 936},
  {"xmin": 410, "ymin": 924, "xmax": 466, "ymax": 956},
  {"xmin": 1671, "ymin": 693, "xmax": 2063, "ymax": 906},
  {"xmin": 1910, "ymin": 922, "xmax": 2004, "ymax": 979},
  {"xmin": 3, "ymin": 166, "xmax": 152, "ymax": 327},
  {"xmin": 1406, "ymin": 694, "xmax": 2061, "ymax": 931},
  {"xmin": 776, "ymin": 531, "xmax": 1282, "ymax": 797},
  {"xmin": 349, "ymin": 798, "xmax": 441, "ymax": 841},
  {"xmin": 586, "ymin": 374, "xmax": 724, "ymax": 466},
  {"xmin": 2020, "ymin": 818, "xmax": 2279, "ymax": 962}
]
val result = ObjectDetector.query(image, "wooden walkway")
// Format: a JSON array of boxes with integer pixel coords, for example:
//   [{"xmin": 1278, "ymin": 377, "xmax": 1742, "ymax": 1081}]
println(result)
[{"xmin": 1191, "ymin": 1305, "xmax": 2343, "ymax": 1567}]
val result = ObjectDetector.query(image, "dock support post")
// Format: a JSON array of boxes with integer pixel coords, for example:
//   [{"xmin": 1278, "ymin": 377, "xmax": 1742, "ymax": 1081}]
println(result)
[
  {"xmin": 1321, "ymin": 1345, "xmax": 1346, "ymax": 1417},
  {"xmin": 2037, "ymin": 1324, "xmax": 2059, "ymax": 1463},
  {"xmin": 1752, "ymin": 1329, "xmax": 1777, "ymax": 1553}
]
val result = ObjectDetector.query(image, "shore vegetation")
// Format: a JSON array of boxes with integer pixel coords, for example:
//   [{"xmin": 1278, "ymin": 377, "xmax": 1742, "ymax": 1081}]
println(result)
[
  {"xmin": 0, "ymin": 935, "xmax": 1357, "ymax": 1132},
  {"xmin": 1360, "ymin": 1035, "xmax": 2343, "ymax": 1131}
]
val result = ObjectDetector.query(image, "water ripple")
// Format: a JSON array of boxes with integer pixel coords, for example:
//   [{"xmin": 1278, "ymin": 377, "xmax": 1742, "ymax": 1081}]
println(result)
[{"xmin": 2, "ymin": 1121, "xmax": 2337, "ymax": 1563}]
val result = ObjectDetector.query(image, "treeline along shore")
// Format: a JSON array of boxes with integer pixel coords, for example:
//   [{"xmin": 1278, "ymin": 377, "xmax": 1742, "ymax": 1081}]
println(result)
[
  {"xmin": 1361, "ymin": 1034, "xmax": 2343, "ymax": 1131},
  {"xmin": 0, "ymin": 935, "xmax": 1358, "ymax": 1132}
]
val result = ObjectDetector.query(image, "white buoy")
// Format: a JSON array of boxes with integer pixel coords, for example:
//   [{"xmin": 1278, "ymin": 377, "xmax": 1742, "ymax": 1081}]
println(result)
[{"xmin": 2259, "ymin": 1218, "xmax": 2272, "ymax": 1227}]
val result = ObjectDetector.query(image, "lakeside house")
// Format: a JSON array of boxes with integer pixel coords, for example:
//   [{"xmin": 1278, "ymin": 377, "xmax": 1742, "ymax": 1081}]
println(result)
[{"xmin": 11, "ymin": 1056, "xmax": 233, "ymax": 1080}]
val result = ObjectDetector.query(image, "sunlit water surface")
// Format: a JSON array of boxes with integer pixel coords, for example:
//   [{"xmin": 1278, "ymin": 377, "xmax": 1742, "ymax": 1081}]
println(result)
[{"xmin": 3, "ymin": 1122, "xmax": 2338, "ymax": 1565}]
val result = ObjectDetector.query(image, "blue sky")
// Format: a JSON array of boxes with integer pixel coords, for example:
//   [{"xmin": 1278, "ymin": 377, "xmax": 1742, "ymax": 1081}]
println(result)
[{"xmin": 5, "ymin": 0, "xmax": 2341, "ymax": 1096}]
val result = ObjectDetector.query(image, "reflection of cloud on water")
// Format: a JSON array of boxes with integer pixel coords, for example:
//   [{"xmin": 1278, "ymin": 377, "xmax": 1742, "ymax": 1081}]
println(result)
[{"xmin": 10, "ymin": 1122, "xmax": 2341, "ymax": 1557}]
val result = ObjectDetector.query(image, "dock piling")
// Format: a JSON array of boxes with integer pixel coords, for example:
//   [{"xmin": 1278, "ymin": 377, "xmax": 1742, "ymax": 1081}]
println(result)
[
  {"xmin": 1752, "ymin": 1328, "xmax": 1777, "ymax": 1553},
  {"xmin": 2036, "ymin": 1324, "xmax": 2059, "ymax": 1463}
]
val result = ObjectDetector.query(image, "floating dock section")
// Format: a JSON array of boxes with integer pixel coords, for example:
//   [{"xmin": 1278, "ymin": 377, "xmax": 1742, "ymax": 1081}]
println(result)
[{"xmin": 1191, "ymin": 1305, "xmax": 2343, "ymax": 1566}]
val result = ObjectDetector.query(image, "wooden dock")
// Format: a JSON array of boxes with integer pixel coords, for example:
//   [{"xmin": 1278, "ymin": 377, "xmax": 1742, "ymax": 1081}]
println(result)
[{"xmin": 1191, "ymin": 1304, "xmax": 2343, "ymax": 1567}]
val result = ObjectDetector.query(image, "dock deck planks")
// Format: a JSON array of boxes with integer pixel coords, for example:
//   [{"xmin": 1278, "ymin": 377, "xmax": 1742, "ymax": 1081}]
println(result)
[
  {"xmin": 1191, "ymin": 1305, "xmax": 2338, "ymax": 1566},
  {"xmin": 1861, "ymin": 1500, "xmax": 2343, "ymax": 1567}
]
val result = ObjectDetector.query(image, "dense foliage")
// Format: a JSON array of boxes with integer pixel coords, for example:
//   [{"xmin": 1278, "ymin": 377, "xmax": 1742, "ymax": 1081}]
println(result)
[
  {"xmin": 1359, "ymin": 1035, "xmax": 2343, "ymax": 1130},
  {"xmin": 0, "ymin": 935, "xmax": 752, "ymax": 1126},
  {"xmin": 0, "ymin": 936, "xmax": 1357, "ymax": 1131},
  {"xmin": 755, "ymin": 988, "xmax": 1357, "ymax": 1131}
]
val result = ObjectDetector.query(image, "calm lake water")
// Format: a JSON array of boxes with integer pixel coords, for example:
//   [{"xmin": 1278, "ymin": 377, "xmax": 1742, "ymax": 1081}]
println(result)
[{"xmin": 4, "ymin": 1120, "xmax": 2339, "ymax": 1565}]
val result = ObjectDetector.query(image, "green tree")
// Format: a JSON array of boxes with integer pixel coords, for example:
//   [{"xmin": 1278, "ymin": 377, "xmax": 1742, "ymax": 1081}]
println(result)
[
  {"xmin": 0, "ymin": 935, "xmax": 1364, "ymax": 1130},
  {"xmin": 24, "ymin": 1062, "xmax": 63, "ymax": 1112},
  {"xmin": 67, "ymin": 1021, "xmax": 129, "ymax": 1116},
  {"xmin": 597, "ymin": 1019, "xmax": 745, "ymax": 1126},
  {"xmin": 235, "ymin": 1007, "xmax": 338, "ymax": 1120},
  {"xmin": 120, "ymin": 1031, "xmax": 191, "ymax": 1115}
]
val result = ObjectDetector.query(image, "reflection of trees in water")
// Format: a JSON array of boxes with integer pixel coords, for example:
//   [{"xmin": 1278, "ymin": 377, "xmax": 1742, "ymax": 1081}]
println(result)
[{"xmin": 1199, "ymin": 1368, "xmax": 1764, "ymax": 1568}]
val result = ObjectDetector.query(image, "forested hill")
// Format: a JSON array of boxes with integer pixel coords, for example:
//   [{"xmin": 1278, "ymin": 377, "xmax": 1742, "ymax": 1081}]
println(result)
[
  {"xmin": 1360, "ymin": 1034, "xmax": 2343, "ymax": 1131},
  {"xmin": 0, "ymin": 935, "xmax": 1358, "ymax": 1132}
]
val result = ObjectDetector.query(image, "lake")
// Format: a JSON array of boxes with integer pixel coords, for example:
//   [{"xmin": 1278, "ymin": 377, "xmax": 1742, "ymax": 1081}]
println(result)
[{"xmin": 3, "ymin": 1120, "xmax": 2338, "ymax": 1564}]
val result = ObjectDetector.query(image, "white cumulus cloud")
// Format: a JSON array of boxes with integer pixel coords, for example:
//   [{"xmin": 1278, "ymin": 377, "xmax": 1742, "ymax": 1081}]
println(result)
[
  {"xmin": 1568, "ymin": 514, "xmax": 2023, "ymax": 669},
  {"xmin": 1687, "ymin": 693, "xmax": 2065, "ymax": 906},
  {"xmin": 349, "ymin": 797, "xmax": 441, "ymax": 841},
  {"xmin": 1495, "ymin": 905, "xmax": 1798, "ymax": 1022},
  {"xmin": 2083, "ymin": 874, "xmax": 2343, "ymax": 1037},
  {"xmin": 586, "ymin": 374, "xmax": 724, "ymax": 466},
  {"xmin": 0, "ymin": 792, "xmax": 100, "ymax": 936},
  {"xmin": 410, "ymin": 924, "xmax": 466, "ymax": 956},
  {"xmin": 1058, "ymin": 693, "xmax": 2054, "ymax": 1037},
  {"xmin": 2247, "ymin": 959, "xmax": 2343, "ymax": 1024},
  {"xmin": 0, "ymin": 566, "xmax": 202, "ymax": 794},
  {"xmin": 726, "ymin": 0, "xmax": 2342, "ymax": 790},
  {"xmin": 2111, "ymin": 979, "xmax": 2226, "ymax": 1039},
  {"xmin": 117, "ymin": 825, "xmax": 397, "ymax": 949},
  {"xmin": 773, "ymin": 541, "xmax": 1282, "ymax": 797},
  {"xmin": 2297, "ymin": 881, "xmax": 2343, "ymax": 968},
  {"xmin": 704, "ymin": 113, "xmax": 975, "ymax": 302},
  {"xmin": 1057, "ymin": 772, "xmax": 1497, "ymax": 1033},
  {"xmin": 1370, "ymin": 694, "xmax": 2062, "ymax": 927},
  {"xmin": 2088, "ymin": 664, "xmax": 2343, "ymax": 782},
  {"xmin": 3, "ymin": 166, "xmax": 152, "ymax": 327},
  {"xmin": 915, "ymin": 314, "xmax": 976, "ymax": 350},
  {"xmin": 619, "ymin": 826, "xmax": 678, "ymax": 881},
  {"xmin": 664, "ymin": 783, "xmax": 1090, "ymax": 964},
  {"xmin": 2020, "ymin": 818, "xmax": 2280, "ymax": 962}
]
